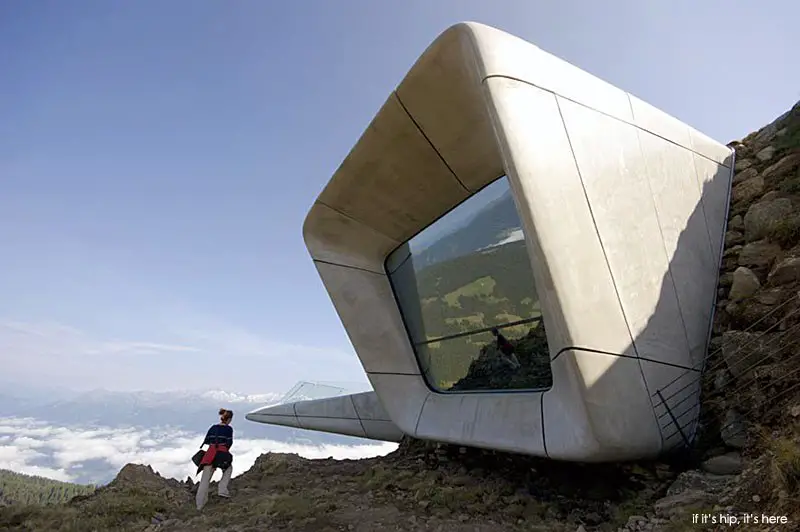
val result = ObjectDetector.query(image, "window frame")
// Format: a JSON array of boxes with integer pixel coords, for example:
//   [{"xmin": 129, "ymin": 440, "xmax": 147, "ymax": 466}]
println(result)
[{"xmin": 383, "ymin": 174, "xmax": 554, "ymax": 395}]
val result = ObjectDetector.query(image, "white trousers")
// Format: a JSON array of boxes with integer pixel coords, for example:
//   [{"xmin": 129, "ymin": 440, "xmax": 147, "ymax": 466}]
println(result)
[{"xmin": 195, "ymin": 465, "xmax": 232, "ymax": 510}]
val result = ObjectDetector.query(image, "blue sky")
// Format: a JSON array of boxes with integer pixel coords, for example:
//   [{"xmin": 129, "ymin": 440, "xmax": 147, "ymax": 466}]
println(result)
[{"xmin": 1, "ymin": 1, "xmax": 798, "ymax": 395}]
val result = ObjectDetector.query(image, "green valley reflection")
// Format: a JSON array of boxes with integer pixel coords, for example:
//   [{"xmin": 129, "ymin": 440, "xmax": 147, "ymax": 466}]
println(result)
[{"xmin": 385, "ymin": 177, "xmax": 553, "ymax": 392}]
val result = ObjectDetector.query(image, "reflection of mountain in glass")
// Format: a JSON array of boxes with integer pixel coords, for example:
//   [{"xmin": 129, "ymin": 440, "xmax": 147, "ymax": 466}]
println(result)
[
  {"xmin": 413, "ymin": 239, "xmax": 540, "ymax": 341},
  {"xmin": 385, "ymin": 176, "xmax": 552, "ymax": 393},
  {"xmin": 413, "ymin": 191, "xmax": 520, "ymax": 270},
  {"xmin": 410, "ymin": 179, "xmax": 512, "ymax": 254},
  {"xmin": 449, "ymin": 323, "xmax": 552, "ymax": 391}
]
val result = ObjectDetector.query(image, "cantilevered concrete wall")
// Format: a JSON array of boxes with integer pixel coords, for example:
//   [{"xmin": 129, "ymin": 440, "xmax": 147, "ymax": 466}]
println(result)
[
  {"xmin": 247, "ymin": 391, "xmax": 404, "ymax": 443},
  {"xmin": 250, "ymin": 22, "xmax": 735, "ymax": 462}
]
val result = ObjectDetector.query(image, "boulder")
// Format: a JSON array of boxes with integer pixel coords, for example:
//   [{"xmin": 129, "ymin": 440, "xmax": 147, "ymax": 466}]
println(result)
[
  {"xmin": 768, "ymin": 256, "xmax": 800, "ymax": 285},
  {"xmin": 728, "ymin": 267, "xmax": 760, "ymax": 301},
  {"xmin": 751, "ymin": 117, "xmax": 787, "ymax": 150},
  {"xmin": 722, "ymin": 245, "xmax": 743, "ymax": 271},
  {"xmin": 761, "ymin": 190, "xmax": 781, "ymax": 202},
  {"xmin": 732, "ymin": 166, "xmax": 758, "ymax": 185},
  {"xmin": 738, "ymin": 240, "xmax": 781, "ymax": 269},
  {"xmin": 701, "ymin": 452, "xmax": 743, "ymax": 475},
  {"xmin": 724, "ymin": 231, "xmax": 744, "ymax": 247},
  {"xmin": 725, "ymin": 299, "xmax": 785, "ymax": 330},
  {"xmin": 713, "ymin": 370, "xmax": 730, "ymax": 392},
  {"xmin": 731, "ymin": 175, "xmax": 764, "ymax": 204},
  {"xmin": 654, "ymin": 469, "xmax": 737, "ymax": 518},
  {"xmin": 743, "ymin": 198, "xmax": 793, "ymax": 242},
  {"xmin": 754, "ymin": 288, "xmax": 787, "ymax": 306},
  {"xmin": 756, "ymin": 146, "xmax": 776, "ymax": 162},
  {"xmin": 734, "ymin": 159, "xmax": 753, "ymax": 172},
  {"xmin": 720, "ymin": 410, "xmax": 747, "ymax": 449},
  {"xmin": 762, "ymin": 153, "xmax": 800, "ymax": 181},
  {"xmin": 728, "ymin": 214, "xmax": 745, "ymax": 232},
  {"xmin": 720, "ymin": 330, "xmax": 772, "ymax": 379},
  {"xmin": 654, "ymin": 490, "xmax": 713, "ymax": 517}
]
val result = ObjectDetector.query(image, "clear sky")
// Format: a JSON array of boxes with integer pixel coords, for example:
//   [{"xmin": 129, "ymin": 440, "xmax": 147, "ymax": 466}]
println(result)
[{"xmin": 1, "ymin": 1, "xmax": 798, "ymax": 395}]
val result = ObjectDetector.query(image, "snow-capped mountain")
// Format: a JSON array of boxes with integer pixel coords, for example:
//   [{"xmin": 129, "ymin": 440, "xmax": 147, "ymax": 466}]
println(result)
[{"xmin": 199, "ymin": 390, "xmax": 283, "ymax": 405}]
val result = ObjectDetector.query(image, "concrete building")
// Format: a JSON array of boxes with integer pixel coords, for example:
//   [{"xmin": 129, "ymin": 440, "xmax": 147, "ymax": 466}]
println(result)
[{"xmin": 246, "ymin": 22, "xmax": 734, "ymax": 462}]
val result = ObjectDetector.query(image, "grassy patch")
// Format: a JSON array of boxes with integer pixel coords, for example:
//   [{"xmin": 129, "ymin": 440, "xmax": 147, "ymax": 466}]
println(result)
[
  {"xmin": 443, "ymin": 276, "xmax": 496, "ymax": 308},
  {"xmin": 779, "ymin": 175, "xmax": 800, "ymax": 195},
  {"xmin": 409, "ymin": 480, "xmax": 486, "ymax": 515},
  {"xmin": 445, "ymin": 314, "xmax": 485, "ymax": 327},
  {"xmin": 775, "ymin": 124, "xmax": 800, "ymax": 152},
  {"xmin": 766, "ymin": 434, "xmax": 800, "ymax": 493},
  {"xmin": 607, "ymin": 497, "xmax": 651, "ymax": 529},
  {"xmin": 267, "ymin": 494, "xmax": 316, "ymax": 520},
  {"xmin": 0, "ymin": 488, "xmax": 171, "ymax": 531},
  {"xmin": 358, "ymin": 465, "xmax": 395, "ymax": 491}
]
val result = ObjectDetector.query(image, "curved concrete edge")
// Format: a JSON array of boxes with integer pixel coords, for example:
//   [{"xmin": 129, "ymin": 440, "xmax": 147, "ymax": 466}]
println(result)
[
  {"xmin": 368, "ymin": 349, "xmax": 665, "ymax": 462},
  {"xmin": 246, "ymin": 391, "xmax": 405, "ymax": 443}
]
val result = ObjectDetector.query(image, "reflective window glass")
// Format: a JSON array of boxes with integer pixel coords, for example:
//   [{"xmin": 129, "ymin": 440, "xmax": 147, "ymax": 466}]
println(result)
[{"xmin": 385, "ymin": 176, "xmax": 553, "ymax": 392}]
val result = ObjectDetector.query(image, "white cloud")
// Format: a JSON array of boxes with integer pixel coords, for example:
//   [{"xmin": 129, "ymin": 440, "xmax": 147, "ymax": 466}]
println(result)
[{"xmin": 0, "ymin": 417, "xmax": 397, "ymax": 485}]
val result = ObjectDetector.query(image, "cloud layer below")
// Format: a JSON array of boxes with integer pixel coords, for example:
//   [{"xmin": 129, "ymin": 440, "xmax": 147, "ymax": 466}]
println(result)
[{"xmin": 0, "ymin": 417, "xmax": 398, "ymax": 485}]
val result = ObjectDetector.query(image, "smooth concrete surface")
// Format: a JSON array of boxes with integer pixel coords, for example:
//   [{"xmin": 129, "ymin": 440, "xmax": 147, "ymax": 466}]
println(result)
[
  {"xmin": 249, "ymin": 22, "xmax": 734, "ymax": 461},
  {"xmin": 416, "ymin": 389, "xmax": 546, "ymax": 455},
  {"xmin": 313, "ymin": 261, "xmax": 421, "ymax": 376},
  {"xmin": 303, "ymin": 202, "xmax": 401, "ymax": 274},
  {"xmin": 316, "ymin": 94, "xmax": 470, "ymax": 244},
  {"xmin": 245, "ymin": 391, "xmax": 405, "ymax": 443}
]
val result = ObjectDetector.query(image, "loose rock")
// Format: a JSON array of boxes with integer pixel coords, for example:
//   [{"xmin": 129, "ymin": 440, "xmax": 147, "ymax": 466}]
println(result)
[
  {"xmin": 738, "ymin": 240, "xmax": 781, "ymax": 269},
  {"xmin": 729, "ymin": 267, "xmax": 760, "ymax": 301},
  {"xmin": 729, "ymin": 214, "xmax": 745, "ymax": 232},
  {"xmin": 768, "ymin": 256, "xmax": 800, "ymax": 285},
  {"xmin": 734, "ymin": 159, "xmax": 754, "ymax": 172},
  {"xmin": 732, "ymin": 166, "xmax": 759, "ymax": 185},
  {"xmin": 725, "ymin": 230, "xmax": 744, "ymax": 247},
  {"xmin": 756, "ymin": 145, "xmax": 776, "ymax": 161},
  {"xmin": 701, "ymin": 453, "xmax": 743, "ymax": 475},
  {"xmin": 720, "ymin": 330, "xmax": 772, "ymax": 378},
  {"xmin": 762, "ymin": 153, "xmax": 800, "ymax": 181},
  {"xmin": 761, "ymin": 190, "xmax": 781, "ymax": 202},
  {"xmin": 720, "ymin": 410, "xmax": 747, "ymax": 449},
  {"xmin": 732, "ymin": 175, "xmax": 764, "ymax": 204},
  {"xmin": 743, "ymin": 197, "xmax": 793, "ymax": 242}
]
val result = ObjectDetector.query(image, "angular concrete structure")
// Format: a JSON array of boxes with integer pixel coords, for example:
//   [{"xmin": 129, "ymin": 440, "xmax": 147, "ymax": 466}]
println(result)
[
  {"xmin": 247, "ymin": 390, "xmax": 405, "ymax": 443},
  {"xmin": 248, "ymin": 22, "xmax": 735, "ymax": 462}
]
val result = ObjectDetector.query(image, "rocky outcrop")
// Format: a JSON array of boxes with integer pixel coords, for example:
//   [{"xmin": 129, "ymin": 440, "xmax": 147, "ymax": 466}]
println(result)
[{"xmin": 690, "ymin": 99, "xmax": 800, "ymax": 530}]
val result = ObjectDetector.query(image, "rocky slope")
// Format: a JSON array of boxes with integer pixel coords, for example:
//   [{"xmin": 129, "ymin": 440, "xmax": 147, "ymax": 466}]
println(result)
[{"xmin": 1, "ymin": 101, "xmax": 799, "ymax": 532}]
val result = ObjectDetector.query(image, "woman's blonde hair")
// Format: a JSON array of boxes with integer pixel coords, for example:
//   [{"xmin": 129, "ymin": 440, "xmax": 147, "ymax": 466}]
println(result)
[{"xmin": 219, "ymin": 408, "xmax": 233, "ymax": 423}]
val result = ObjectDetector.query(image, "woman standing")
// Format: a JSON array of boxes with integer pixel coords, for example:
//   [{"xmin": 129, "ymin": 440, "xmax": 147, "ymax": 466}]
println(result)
[{"xmin": 195, "ymin": 408, "xmax": 234, "ymax": 510}]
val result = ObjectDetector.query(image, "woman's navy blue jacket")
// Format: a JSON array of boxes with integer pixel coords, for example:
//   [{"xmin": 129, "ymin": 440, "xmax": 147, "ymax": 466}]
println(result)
[
  {"xmin": 203, "ymin": 424, "xmax": 233, "ymax": 448},
  {"xmin": 200, "ymin": 424, "xmax": 233, "ymax": 470}
]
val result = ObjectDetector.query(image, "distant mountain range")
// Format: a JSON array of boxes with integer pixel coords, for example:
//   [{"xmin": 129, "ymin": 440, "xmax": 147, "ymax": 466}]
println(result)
[
  {"xmin": 412, "ymin": 190, "xmax": 523, "ymax": 270},
  {"xmin": 410, "ymin": 180, "xmax": 512, "ymax": 252}
]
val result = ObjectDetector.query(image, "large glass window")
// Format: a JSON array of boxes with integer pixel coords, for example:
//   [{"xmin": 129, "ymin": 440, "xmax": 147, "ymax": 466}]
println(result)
[{"xmin": 385, "ymin": 176, "xmax": 553, "ymax": 392}]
